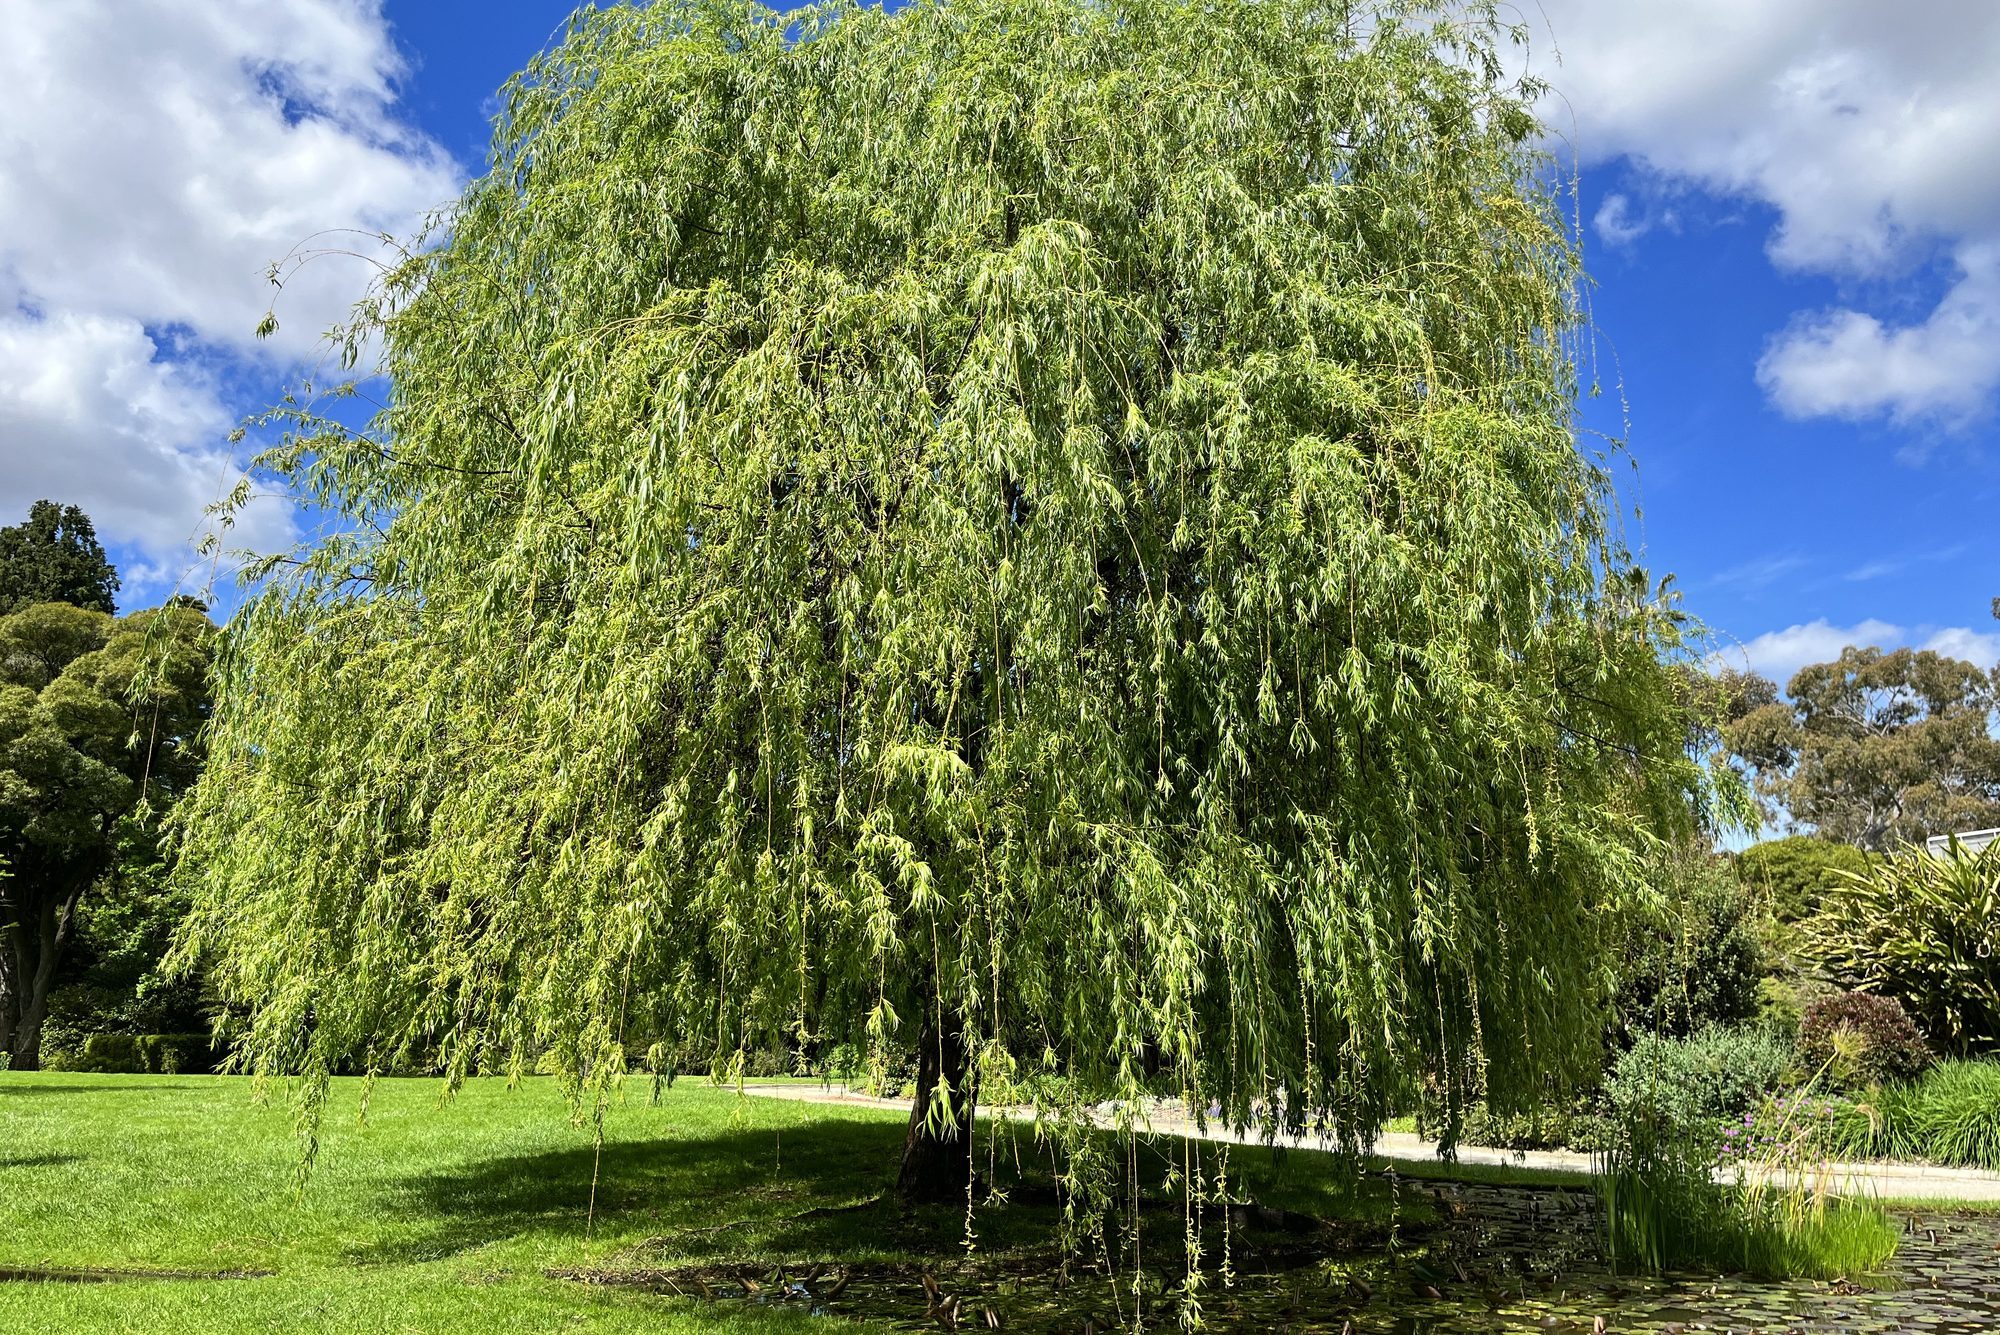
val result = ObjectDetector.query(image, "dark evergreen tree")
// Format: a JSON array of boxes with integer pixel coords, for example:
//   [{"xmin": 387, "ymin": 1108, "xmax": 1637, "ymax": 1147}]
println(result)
[{"xmin": 0, "ymin": 500, "xmax": 120, "ymax": 615}]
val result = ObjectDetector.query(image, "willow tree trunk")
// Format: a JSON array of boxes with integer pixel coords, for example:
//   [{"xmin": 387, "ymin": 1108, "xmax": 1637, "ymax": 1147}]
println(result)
[{"xmin": 897, "ymin": 1011, "xmax": 974, "ymax": 1204}]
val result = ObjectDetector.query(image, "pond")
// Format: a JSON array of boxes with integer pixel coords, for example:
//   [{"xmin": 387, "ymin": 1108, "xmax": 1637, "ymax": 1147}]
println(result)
[{"xmin": 569, "ymin": 1176, "xmax": 2000, "ymax": 1332}]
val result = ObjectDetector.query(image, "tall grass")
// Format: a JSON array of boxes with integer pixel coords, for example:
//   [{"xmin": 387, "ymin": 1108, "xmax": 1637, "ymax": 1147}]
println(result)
[
  {"xmin": 1830, "ymin": 1059, "xmax": 2000, "ymax": 1169},
  {"xmin": 1604, "ymin": 1170, "xmax": 1899, "ymax": 1279},
  {"xmin": 1602, "ymin": 1081, "xmax": 1898, "ymax": 1280}
]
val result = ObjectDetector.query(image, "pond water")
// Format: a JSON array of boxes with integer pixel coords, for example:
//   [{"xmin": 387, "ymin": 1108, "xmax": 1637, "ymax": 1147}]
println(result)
[{"xmin": 577, "ymin": 1178, "xmax": 2000, "ymax": 1332}]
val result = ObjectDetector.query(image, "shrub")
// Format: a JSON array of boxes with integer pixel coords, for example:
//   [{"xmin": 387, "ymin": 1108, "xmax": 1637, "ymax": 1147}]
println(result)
[
  {"xmin": 1796, "ymin": 992, "xmax": 1931, "ymax": 1088},
  {"xmin": 1603, "ymin": 1025, "xmax": 1793, "ymax": 1144},
  {"xmin": 1754, "ymin": 974, "xmax": 1838, "ymax": 1038},
  {"xmin": 1806, "ymin": 841, "xmax": 2000, "ymax": 1054},
  {"xmin": 1734, "ymin": 836, "xmax": 1870, "ymax": 923},
  {"xmin": 1610, "ymin": 859, "xmax": 1764, "ymax": 1041},
  {"xmin": 49, "ymin": 1032, "xmax": 217, "ymax": 1075}
]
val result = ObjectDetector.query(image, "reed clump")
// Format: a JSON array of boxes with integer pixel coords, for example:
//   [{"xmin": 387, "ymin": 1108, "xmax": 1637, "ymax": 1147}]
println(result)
[{"xmin": 1602, "ymin": 1073, "xmax": 1897, "ymax": 1279}]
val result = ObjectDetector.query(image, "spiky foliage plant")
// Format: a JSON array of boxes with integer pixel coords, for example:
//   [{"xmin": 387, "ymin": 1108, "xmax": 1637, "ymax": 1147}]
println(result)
[
  {"xmin": 1809, "ymin": 839, "xmax": 2000, "ymax": 1056},
  {"xmin": 173, "ymin": 0, "xmax": 1725, "ymax": 1199}
]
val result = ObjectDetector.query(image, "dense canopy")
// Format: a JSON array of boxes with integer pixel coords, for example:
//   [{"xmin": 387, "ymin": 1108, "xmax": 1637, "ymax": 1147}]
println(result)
[
  {"xmin": 1727, "ymin": 646, "xmax": 2000, "ymax": 852},
  {"xmin": 2, "ymin": 600, "xmax": 212, "ymax": 1068},
  {"xmin": 177, "ymin": 0, "xmax": 1721, "ymax": 1171},
  {"xmin": 0, "ymin": 500, "xmax": 120, "ymax": 616}
]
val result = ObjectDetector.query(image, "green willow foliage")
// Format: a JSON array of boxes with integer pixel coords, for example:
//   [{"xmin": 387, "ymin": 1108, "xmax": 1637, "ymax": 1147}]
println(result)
[{"xmin": 176, "ymin": 0, "xmax": 1724, "ymax": 1151}]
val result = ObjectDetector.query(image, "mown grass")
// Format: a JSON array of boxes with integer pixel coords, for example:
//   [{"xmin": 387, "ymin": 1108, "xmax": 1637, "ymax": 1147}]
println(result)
[
  {"xmin": 1, "ymin": 1071, "xmax": 911, "ymax": 1333},
  {"xmin": 0, "ymin": 1072, "xmax": 1420, "ymax": 1333}
]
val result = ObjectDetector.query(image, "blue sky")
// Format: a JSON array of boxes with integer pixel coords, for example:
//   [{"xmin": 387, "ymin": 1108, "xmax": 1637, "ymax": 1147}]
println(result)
[{"xmin": 0, "ymin": 0, "xmax": 1995, "ymax": 688}]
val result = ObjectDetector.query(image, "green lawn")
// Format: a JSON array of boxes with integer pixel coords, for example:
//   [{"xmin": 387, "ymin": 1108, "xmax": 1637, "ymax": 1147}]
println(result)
[
  {"xmin": 0, "ymin": 1071, "xmax": 913, "ymax": 1333},
  {"xmin": 0, "ymin": 1072, "xmax": 1422, "ymax": 1332}
]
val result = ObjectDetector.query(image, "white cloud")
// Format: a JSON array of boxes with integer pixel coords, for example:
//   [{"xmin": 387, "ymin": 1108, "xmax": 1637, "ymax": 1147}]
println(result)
[
  {"xmin": 0, "ymin": 312, "xmax": 296, "ymax": 589},
  {"xmin": 1717, "ymin": 617, "xmax": 2000, "ymax": 687},
  {"xmin": 0, "ymin": 0, "xmax": 459, "ymax": 594},
  {"xmin": 1593, "ymin": 193, "xmax": 1649, "ymax": 247},
  {"xmin": 1756, "ymin": 246, "xmax": 2000, "ymax": 426},
  {"xmin": 1921, "ymin": 626, "xmax": 2000, "ymax": 669},
  {"xmin": 1718, "ymin": 618, "xmax": 1905, "ymax": 686},
  {"xmin": 1531, "ymin": 1, "xmax": 2000, "ymax": 427}
]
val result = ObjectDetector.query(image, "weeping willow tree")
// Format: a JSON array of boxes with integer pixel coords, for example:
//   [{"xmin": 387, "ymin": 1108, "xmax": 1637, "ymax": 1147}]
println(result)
[{"xmin": 176, "ymin": 0, "xmax": 1725, "ymax": 1202}]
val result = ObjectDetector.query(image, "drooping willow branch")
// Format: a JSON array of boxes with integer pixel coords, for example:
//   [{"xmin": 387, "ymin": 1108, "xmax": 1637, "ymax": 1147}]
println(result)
[{"xmin": 175, "ymin": 0, "xmax": 1730, "ymax": 1216}]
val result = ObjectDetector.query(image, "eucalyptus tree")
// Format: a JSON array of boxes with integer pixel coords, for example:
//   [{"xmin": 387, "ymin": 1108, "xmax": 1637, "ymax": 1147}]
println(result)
[
  {"xmin": 1726, "ymin": 647, "xmax": 2000, "ymax": 851},
  {"xmin": 176, "ymin": 0, "xmax": 1723, "ymax": 1200}
]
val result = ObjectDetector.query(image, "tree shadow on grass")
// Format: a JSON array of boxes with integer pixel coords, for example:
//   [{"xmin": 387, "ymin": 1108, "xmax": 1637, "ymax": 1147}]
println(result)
[
  {"xmin": 353, "ymin": 1116, "xmax": 947, "ymax": 1266},
  {"xmin": 354, "ymin": 1110, "xmax": 1381, "ymax": 1272}
]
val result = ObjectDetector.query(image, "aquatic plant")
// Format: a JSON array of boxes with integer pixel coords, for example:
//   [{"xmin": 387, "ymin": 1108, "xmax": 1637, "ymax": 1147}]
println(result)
[{"xmin": 1602, "ymin": 1077, "xmax": 1897, "ymax": 1280}]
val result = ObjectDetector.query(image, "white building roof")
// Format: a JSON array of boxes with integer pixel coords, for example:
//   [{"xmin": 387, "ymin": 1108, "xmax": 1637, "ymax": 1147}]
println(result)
[{"xmin": 1927, "ymin": 828, "xmax": 1998, "ymax": 857}]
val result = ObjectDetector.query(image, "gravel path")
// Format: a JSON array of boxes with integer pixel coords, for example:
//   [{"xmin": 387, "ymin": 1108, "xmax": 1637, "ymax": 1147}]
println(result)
[{"xmin": 739, "ymin": 1080, "xmax": 2000, "ymax": 1203}]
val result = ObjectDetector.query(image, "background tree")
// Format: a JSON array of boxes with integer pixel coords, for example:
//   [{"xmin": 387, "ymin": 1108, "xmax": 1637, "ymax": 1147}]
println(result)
[
  {"xmin": 33, "ymin": 810, "xmax": 214, "ymax": 1065},
  {"xmin": 0, "ymin": 602, "xmax": 212, "ymax": 1069},
  {"xmin": 1607, "ymin": 852, "xmax": 1762, "ymax": 1045},
  {"xmin": 1732, "ymin": 834, "xmax": 1871, "ymax": 922},
  {"xmin": 176, "ymin": 0, "xmax": 1722, "ymax": 1200},
  {"xmin": 1726, "ymin": 647, "xmax": 2000, "ymax": 851},
  {"xmin": 0, "ymin": 500, "xmax": 120, "ymax": 615}
]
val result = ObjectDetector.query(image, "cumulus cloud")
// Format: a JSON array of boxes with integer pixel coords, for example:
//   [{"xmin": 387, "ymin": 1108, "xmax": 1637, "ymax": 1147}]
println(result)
[
  {"xmin": 1717, "ymin": 617, "xmax": 2000, "ymax": 687},
  {"xmin": 0, "ymin": 313, "xmax": 296, "ymax": 580},
  {"xmin": 1718, "ymin": 618, "xmax": 1905, "ymax": 686},
  {"xmin": 0, "ymin": 0, "xmax": 459, "ymax": 597},
  {"xmin": 1756, "ymin": 247, "xmax": 2000, "ymax": 426},
  {"xmin": 1922, "ymin": 626, "xmax": 2000, "ymax": 669},
  {"xmin": 1593, "ymin": 193, "xmax": 1650, "ymax": 247},
  {"xmin": 1531, "ymin": 0, "xmax": 2000, "ymax": 427}
]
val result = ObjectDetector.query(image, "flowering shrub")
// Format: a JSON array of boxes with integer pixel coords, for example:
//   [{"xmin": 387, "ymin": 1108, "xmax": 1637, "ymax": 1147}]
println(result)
[
  {"xmin": 1719, "ymin": 1091, "xmax": 1851, "ymax": 1174},
  {"xmin": 1796, "ymin": 992, "xmax": 1931, "ymax": 1088},
  {"xmin": 1605, "ymin": 1025, "xmax": 1793, "ymax": 1146}
]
